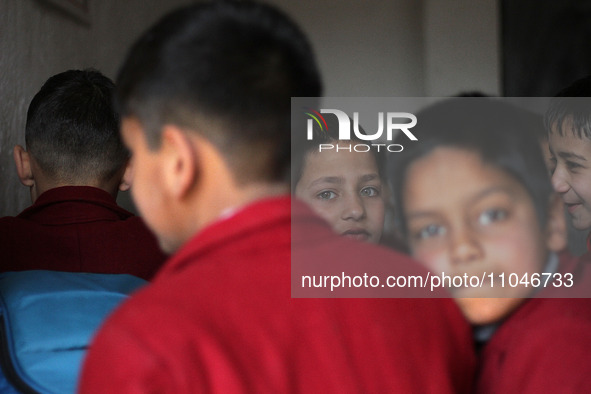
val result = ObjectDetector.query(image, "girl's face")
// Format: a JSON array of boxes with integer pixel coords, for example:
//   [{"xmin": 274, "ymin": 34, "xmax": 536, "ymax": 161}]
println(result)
[
  {"xmin": 402, "ymin": 147, "xmax": 563, "ymax": 325},
  {"xmin": 295, "ymin": 143, "xmax": 385, "ymax": 244}
]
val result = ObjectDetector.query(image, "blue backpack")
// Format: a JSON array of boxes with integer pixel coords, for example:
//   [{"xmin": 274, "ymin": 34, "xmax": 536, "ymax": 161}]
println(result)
[{"xmin": 0, "ymin": 271, "xmax": 147, "ymax": 394}]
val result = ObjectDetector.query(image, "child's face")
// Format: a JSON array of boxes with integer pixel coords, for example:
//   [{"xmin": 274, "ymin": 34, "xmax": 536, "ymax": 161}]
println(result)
[
  {"xmin": 548, "ymin": 119, "xmax": 591, "ymax": 231},
  {"xmin": 402, "ymin": 147, "xmax": 549, "ymax": 325},
  {"xmin": 295, "ymin": 144, "xmax": 385, "ymax": 243},
  {"xmin": 120, "ymin": 117, "xmax": 180, "ymax": 254}
]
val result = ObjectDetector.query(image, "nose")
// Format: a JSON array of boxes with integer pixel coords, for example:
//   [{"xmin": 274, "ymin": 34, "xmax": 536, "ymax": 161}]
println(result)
[
  {"xmin": 551, "ymin": 166, "xmax": 570, "ymax": 194},
  {"xmin": 341, "ymin": 194, "xmax": 366, "ymax": 221},
  {"xmin": 449, "ymin": 226, "xmax": 483, "ymax": 265}
]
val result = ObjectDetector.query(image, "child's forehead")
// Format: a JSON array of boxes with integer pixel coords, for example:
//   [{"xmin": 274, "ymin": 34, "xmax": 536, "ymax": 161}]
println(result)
[
  {"xmin": 549, "ymin": 115, "xmax": 591, "ymax": 140},
  {"xmin": 298, "ymin": 149, "xmax": 382, "ymax": 189},
  {"xmin": 548, "ymin": 123, "xmax": 591, "ymax": 156},
  {"xmin": 405, "ymin": 147, "xmax": 530, "ymax": 201},
  {"xmin": 304, "ymin": 147, "xmax": 379, "ymax": 171}
]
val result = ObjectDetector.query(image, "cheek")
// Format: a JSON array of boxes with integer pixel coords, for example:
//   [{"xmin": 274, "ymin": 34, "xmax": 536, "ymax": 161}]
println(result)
[
  {"xmin": 131, "ymin": 167, "xmax": 153, "ymax": 208},
  {"xmin": 131, "ymin": 168, "xmax": 165, "ymax": 231},
  {"xmin": 488, "ymin": 225, "xmax": 545, "ymax": 275},
  {"xmin": 132, "ymin": 183, "xmax": 178, "ymax": 254},
  {"xmin": 132, "ymin": 183, "xmax": 155, "ymax": 217},
  {"xmin": 365, "ymin": 199, "xmax": 385, "ymax": 229},
  {"xmin": 308, "ymin": 201, "xmax": 341, "ymax": 229},
  {"xmin": 572, "ymin": 177, "xmax": 591, "ymax": 201},
  {"xmin": 412, "ymin": 246, "xmax": 450, "ymax": 274}
]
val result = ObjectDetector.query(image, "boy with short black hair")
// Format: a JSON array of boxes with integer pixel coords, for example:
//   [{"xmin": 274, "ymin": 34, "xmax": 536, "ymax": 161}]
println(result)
[
  {"xmin": 79, "ymin": 2, "xmax": 476, "ymax": 392},
  {"xmin": 0, "ymin": 69, "xmax": 165, "ymax": 280},
  {"xmin": 389, "ymin": 98, "xmax": 591, "ymax": 392},
  {"xmin": 545, "ymin": 76, "xmax": 591, "ymax": 249}
]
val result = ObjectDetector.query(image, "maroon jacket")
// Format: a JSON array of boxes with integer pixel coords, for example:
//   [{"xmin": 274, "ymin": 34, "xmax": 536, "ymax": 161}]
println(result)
[
  {"xmin": 0, "ymin": 186, "xmax": 166, "ymax": 280},
  {"xmin": 477, "ymin": 251, "xmax": 591, "ymax": 393},
  {"xmin": 80, "ymin": 197, "xmax": 475, "ymax": 393}
]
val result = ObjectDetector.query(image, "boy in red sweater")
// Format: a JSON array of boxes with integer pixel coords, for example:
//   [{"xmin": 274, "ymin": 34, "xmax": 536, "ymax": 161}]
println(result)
[
  {"xmin": 1, "ymin": 69, "xmax": 165, "ymax": 279},
  {"xmin": 389, "ymin": 98, "xmax": 591, "ymax": 392},
  {"xmin": 79, "ymin": 2, "xmax": 476, "ymax": 392}
]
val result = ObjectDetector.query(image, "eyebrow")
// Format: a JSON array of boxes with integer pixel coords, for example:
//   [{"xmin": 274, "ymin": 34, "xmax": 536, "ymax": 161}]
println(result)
[
  {"xmin": 406, "ymin": 186, "xmax": 514, "ymax": 220},
  {"xmin": 557, "ymin": 151, "xmax": 587, "ymax": 162},
  {"xmin": 308, "ymin": 173, "xmax": 380, "ymax": 189},
  {"xmin": 308, "ymin": 176, "xmax": 344, "ymax": 188},
  {"xmin": 359, "ymin": 173, "xmax": 380, "ymax": 183}
]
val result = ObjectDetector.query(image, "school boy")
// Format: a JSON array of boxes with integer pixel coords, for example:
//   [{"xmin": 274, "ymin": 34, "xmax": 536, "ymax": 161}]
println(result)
[
  {"xmin": 79, "ymin": 2, "xmax": 476, "ymax": 392},
  {"xmin": 0, "ymin": 69, "xmax": 166, "ymax": 280},
  {"xmin": 389, "ymin": 98, "xmax": 591, "ymax": 392},
  {"xmin": 546, "ymin": 76, "xmax": 591, "ymax": 250}
]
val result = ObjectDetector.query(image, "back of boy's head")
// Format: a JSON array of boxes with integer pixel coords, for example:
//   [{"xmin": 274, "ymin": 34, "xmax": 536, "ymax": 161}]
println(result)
[
  {"xmin": 26, "ymin": 69, "xmax": 126, "ymax": 184},
  {"xmin": 388, "ymin": 98, "xmax": 553, "ymax": 236},
  {"xmin": 545, "ymin": 75, "xmax": 591, "ymax": 139},
  {"xmin": 115, "ymin": 0, "xmax": 322, "ymax": 184}
]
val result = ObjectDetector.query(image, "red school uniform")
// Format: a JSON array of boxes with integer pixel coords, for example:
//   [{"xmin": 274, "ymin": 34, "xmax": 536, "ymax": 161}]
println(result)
[
  {"xmin": 476, "ymin": 251, "xmax": 591, "ymax": 393},
  {"xmin": 79, "ymin": 196, "xmax": 476, "ymax": 393},
  {"xmin": 0, "ymin": 186, "xmax": 166, "ymax": 280}
]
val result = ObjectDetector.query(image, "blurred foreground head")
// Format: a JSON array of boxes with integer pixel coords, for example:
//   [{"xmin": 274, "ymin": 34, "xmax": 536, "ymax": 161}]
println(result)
[
  {"xmin": 115, "ymin": 0, "xmax": 321, "ymax": 252},
  {"xmin": 388, "ymin": 98, "xmax": 566, "ymax": 324},
  {"xmin": 116, "ymin": 0, "xmax": 321, "ymax": 183}
]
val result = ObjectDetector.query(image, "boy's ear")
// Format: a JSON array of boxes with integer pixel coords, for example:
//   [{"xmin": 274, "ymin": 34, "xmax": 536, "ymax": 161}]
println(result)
[
  {"xmin": 119, "ymin": 159, "xmax": 133, "ymax": 192},
  {"xmin": 161, "ymin": 125, "xmax": 199, "ymax": 199},
  {"xmin": 545, "ymin": 193, "xmax": 568, "ymax": 252},
  {"xmin": 13, "ymin": 145, "xmax": 35, "ymax": 187}
]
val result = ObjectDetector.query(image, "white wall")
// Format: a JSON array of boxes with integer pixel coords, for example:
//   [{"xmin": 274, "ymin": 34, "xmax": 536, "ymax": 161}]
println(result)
[
  {"xmin": 269, "ymin": 0, "xmax": 426, "ymax": 96},
  {"xmin": 0, "ymin": 0, "xmax": 501, "ymax": 216},
  {"xmin": 422, "ymin": 0, "xmax": 500, "ymax": 96},
  {"xmin": 0, "ymin": 0, "xmax": 191, "ymax": 216},
  {"xmin": 268, "ymin": 0, "xmax": 499, "ymax": 97}
]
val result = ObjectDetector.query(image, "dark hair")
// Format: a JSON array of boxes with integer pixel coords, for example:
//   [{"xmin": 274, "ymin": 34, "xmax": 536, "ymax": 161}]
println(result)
[
  {"xmin": 388, "ymin": 98, "xmax": 553, "ymax": 237},
  {"xmin": 544, "ymin": 75, "xmax": 591, "ymax": 139},
  {"xmin": 116, "ymin": 0, "xmax": 322, "ymax": 183},
  {"xmin": 291, "ymin": 114, "xmax": 385, "ymax": 191},
  {"xmin": 25, "ymin": 69, "xmax": 125, "ymax": 183}
]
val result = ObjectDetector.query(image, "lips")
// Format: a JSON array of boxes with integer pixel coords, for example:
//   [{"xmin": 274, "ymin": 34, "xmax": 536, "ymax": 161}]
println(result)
[
  {"xmin": 565, "ymin": 202, "xmax": 582, "ymax": 214},
  {"xmin": 341, "ymin": 229, "xmax": 370, "ymax": 241}
]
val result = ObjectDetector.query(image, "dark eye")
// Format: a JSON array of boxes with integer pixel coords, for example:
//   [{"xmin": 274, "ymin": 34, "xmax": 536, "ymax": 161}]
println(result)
[
  {"xmin": 415, "ymin": 224, "xmax": 446, "ymax": 240},
  {"xmin": 360, "ymin": 186, "xmax": 379, "ymax": 197},
  {"xmin": 317, "ymin": 191, "xmax": 337, "ymax": 200},
  {"xmin": 478, "ymin": 208, "xmax": 507, "ymax": 226},
  {"xmin": 566, "ymin": 161, "xmax": 582, "ymax": 171}
]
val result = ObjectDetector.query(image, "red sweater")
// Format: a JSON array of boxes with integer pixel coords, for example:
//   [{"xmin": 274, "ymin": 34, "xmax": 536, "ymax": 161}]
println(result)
[
  {"xmin": 80, "ymin": 197, "xmax": 475, "ymax": 393},
  {"xmin": 0, "ymin": 186, "xmax": 166, "ymax": 280},
  {"xmin": 476, "ymin": 251, "xmax": 591, "ymax": 393}
]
